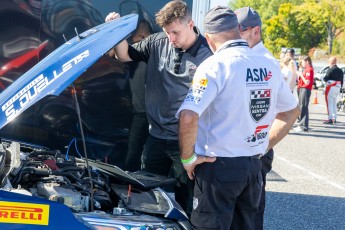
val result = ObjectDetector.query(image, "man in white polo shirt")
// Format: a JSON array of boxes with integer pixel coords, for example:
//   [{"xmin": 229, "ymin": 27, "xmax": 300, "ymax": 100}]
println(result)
[
  {"xmin": 235, "ymin": 6, "xmax": 287, "ymax": 229},
  {"xmin": 177, "ymin": 6, "xmax": 299, "ymax": 229}
]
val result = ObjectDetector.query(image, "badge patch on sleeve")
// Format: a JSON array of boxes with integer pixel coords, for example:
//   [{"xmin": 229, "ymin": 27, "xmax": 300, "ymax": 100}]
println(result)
[
  {"xmin": 184, "ymin": 76, "xmax": 208, "ymax": 104},
  {"xmin": 250, "ymin": 89, "xmax": 271, "ymax": 122}
]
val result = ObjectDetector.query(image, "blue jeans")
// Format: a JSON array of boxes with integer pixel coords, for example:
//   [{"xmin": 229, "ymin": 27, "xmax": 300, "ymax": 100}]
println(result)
[{"xmin": 142, "ymin": 135, "xmax": 194, "ymax": 216}]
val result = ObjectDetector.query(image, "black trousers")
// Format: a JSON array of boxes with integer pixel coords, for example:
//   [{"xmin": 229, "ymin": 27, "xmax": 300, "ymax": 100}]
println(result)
[
  {"xmin": 142, "ymin": 135, "xmax": 194, "ymax": 216},
  {"xmin": 125, "ymin": 112, "xmax": 149, "ymax": 171},
  {"xmin": 297, "ymin": 88, "xmax": 311, "ymax": 130},
  {"xmin": 190, "ymin": 156, "xmax": 262, "ymax": 230},
  {"xmin": 255, "ymin": 148, "xmax": 274, "ymax": 230}
]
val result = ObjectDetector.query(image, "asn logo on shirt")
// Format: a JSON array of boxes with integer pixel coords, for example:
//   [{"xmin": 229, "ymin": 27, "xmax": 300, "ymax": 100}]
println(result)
[{"xmin": 246, "ymin": 68, "xmax": 272, "ymax": 86}]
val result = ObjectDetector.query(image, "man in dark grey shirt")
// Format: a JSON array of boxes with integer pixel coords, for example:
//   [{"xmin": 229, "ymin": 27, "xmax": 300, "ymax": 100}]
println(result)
[{"xmin": 106, "ymin": 0, "xmax": 212, "ymax": 215}]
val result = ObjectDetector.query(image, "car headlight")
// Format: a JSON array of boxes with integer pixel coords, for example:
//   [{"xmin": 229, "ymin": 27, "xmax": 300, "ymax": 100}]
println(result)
[{"xmin": 76, "ymin": 212, "xmax": 182, "ymax": 230}]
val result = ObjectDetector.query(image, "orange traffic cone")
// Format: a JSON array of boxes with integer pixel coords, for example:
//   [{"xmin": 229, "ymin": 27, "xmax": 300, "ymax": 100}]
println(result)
[{"xmin": 312, "ymin": 91, "xmax": 319, "ymax": 104}]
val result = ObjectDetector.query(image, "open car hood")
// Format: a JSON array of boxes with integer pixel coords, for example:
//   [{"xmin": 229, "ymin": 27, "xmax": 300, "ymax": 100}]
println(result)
[{"xmin": 0, "ymin": 14, "xmax": 138, "ymax": 130}]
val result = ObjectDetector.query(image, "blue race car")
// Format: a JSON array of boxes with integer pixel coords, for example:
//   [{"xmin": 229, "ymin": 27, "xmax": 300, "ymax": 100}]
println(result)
[{"xmin": 0, "ymin": 1, "xmax": 191, "ymax": 229}]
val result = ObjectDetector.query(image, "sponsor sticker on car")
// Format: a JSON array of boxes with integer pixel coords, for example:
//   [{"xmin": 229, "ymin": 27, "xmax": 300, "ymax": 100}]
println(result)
[{"xmin": 0, "ymin": 201, "xmax": 50, "ymax": 225}]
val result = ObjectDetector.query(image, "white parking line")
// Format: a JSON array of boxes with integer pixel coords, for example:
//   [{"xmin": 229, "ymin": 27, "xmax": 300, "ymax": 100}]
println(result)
[{"xmin": 276, "ymin": 155, "xmax": 345, "ymax": 190}]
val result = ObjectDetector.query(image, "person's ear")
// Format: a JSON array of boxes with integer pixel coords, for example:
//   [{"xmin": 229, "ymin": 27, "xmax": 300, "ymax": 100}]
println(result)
[
  {"xmin": 253, "ymin": 27, "xmax": 260, "ymax": 36},
  {"xmin": 188, "ymin": 19, "xmax": 194, "ymax": 30},
  {"xmin": 204, "ymin": 33, "xmax": 215, "ymax": 53}
]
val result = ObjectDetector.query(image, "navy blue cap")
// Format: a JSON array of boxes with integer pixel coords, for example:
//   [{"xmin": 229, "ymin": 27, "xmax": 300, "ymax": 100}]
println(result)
[
  {"xmin": 204, "ymin": 6, "xmax": 238, "ymax": 34},
  {"xmin": 235, "ymin": 7, "xmax": 262, "ymax": 31}
]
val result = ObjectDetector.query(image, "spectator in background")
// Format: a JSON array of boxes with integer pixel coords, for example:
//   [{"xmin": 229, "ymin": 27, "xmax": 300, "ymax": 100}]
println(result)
[
  {"xmin": 124, "ymin": 20, "xmax": 152, "ymax": 171},
  {"xmin": 108, "ymin": 20, "xmax": 152, "ymax": 172},
  {"xmin": 281, "ymin": 56, "xmax": 294, "ymax": 92},
  {"xmin": 294, "ymin": 56, "xmax": 314, "ymax": 132},
  {"xmin": 323, "ymin": 56, "xmax": 343, "ymax": 124},
  {"xmin": 285, "ymin": 49, "xmax": 298, "ymax": 93}
]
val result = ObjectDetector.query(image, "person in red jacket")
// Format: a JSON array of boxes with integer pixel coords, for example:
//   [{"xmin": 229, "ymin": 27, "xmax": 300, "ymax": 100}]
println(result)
[{"xmin": 294, "ymin": 56, "xmax": 314, "ymax": 132}]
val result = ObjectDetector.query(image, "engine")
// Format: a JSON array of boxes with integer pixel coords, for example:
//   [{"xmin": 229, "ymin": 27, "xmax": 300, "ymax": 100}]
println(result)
[
  {"xmin": 0, "ymin": 141, "xmax": 191, "ymax": 230},
  {"xmin": 1, "ymin": 141, "xmax": 114, "ymax": 213}
]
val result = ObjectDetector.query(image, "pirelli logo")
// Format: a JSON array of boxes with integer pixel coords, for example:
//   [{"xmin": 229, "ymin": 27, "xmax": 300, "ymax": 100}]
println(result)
[{"xmin": 0, "ymin": 201, "xmax": 49, "ymax": 225}]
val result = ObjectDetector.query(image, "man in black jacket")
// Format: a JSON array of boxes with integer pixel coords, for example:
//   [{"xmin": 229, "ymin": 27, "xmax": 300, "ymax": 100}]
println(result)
[{"xmin": 323, "ymin": 56, "xmax": 343, "ymax": 124}]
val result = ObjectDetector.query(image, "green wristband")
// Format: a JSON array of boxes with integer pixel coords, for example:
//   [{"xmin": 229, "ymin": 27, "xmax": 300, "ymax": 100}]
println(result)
[{"xmin": 181, "ymin": 153, "xmax": 197, "ymax": 166}]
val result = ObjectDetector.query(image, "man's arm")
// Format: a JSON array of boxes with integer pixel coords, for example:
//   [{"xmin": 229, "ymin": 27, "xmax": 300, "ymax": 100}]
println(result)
[
  {"xmin": 323, "ymin": 68, "xmax": 332, "ymax": 82},
  {"xmin": 105, "ymin": 12, "xmax": 132, "ymax": 62},
  {"xmin": 297, "ymin": 71, "xmax": 310, "ymax": 85},
  {"xmin": 179, "ymin": 110, "xmax": 216, "ymax": 179},
  {"xmin": 179, "ymin": 110, "xmax": 199, "ymax": 160},
  {"xmin": 267, "ymin": 105, "xmax": 300, "ymax": 150},
  {"xmin": 112, "ymin": 40, "xmax": 132, "ymax": 62}
]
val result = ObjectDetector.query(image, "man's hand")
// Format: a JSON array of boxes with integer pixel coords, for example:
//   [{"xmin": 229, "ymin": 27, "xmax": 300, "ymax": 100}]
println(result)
[
  {"xmin": 105, "ymin": 12, "xmax": 121, "ymax": 22},
  {"xmin": 183, "ymin": 156, "xmax": 216, "ymax": 180}
]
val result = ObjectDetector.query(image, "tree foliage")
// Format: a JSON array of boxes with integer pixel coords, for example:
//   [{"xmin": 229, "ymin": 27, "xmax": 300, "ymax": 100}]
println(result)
[
  {"xmin": 311, "ymin": 0, "xmax": 345, "ymax": 54},
  {"xmin": 229, "ymin": 0, "xmax": 303, "ymax": 20},
  {"xmin": 264, "ymin": 2, "xmax": 325, "ymax": 54},
  {"xmin": 230, "ymin": 0, "xmax": 345, "ymax": 56}
]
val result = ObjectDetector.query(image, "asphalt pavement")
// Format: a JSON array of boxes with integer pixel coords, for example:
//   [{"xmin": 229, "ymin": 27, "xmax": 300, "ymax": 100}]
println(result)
[{"xmin": 264, "ymin": 88, "xmax": 345, "ymax": 229}]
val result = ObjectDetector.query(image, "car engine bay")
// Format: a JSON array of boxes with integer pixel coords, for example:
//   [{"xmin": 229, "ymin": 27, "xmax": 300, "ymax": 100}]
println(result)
[{"xmin": 0, "ymin": 140, "xmax": 190, "ymax": 229}]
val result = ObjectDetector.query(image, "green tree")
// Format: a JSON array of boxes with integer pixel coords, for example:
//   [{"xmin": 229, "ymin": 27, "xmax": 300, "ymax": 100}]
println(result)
[
  {"xmin": 264, "ymin": 3, "xmax": 294, "ymax": 54},
  {"xmin": 263, "ymin": 3, "xmax": 325, "ymax": 55},
  {"xmin": 229, "ymin": 0, "xmax": 304, "ymax": 20},
  {"xmin": 229, "ymin": 0, "xmax": 261, "ymax": 12},
  {"xmin": 305, "ymin": 0, "xmax": 345, "ymax": 55},
  {"xmin": 290, "ymin": 1, "xmax": 326, "ymax": 53},
  {"xmin": 230, "ymin": 0, "xmax": 345, "ymax": 56}
]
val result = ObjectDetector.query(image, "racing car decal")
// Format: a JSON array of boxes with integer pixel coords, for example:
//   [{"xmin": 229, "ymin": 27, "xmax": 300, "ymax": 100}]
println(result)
[
  {"xmin": 0, "ymin": 201, "xmax": 49, "ymax": 225},
  {"xmin": 0, "ymin": 14, "xmax": 138, "ymax": 130}
]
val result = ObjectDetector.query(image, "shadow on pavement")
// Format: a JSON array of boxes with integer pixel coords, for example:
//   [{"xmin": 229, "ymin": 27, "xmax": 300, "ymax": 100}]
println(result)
[
  {"xmin": 265, "ymin": 192, "xmax": 345, "ymax": 230},
  {"xmin": 289, "ymin": 131, "xmax": 345, "ymax": 139}
]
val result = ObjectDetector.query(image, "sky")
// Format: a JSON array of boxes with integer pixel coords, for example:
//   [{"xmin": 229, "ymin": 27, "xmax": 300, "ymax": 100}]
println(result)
[{"xmin": 210, "ymin": 0, "xmax": 231, "ymax": 8}]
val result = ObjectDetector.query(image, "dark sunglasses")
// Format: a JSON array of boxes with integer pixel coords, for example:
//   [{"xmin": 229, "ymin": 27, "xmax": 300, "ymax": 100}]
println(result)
[{"xmin": 240, "ymin": 25, "xmax": 254, "ymax": 32}]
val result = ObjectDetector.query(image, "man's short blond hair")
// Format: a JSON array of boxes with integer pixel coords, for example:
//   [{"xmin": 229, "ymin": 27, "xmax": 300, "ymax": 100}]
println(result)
[
  {"xmin": 155, "ymin": 0, "xmax": 191, "ymax": 27},
  {"xmin": 329, "ymin": 56, "xmax": 337, "ymax": 65}
]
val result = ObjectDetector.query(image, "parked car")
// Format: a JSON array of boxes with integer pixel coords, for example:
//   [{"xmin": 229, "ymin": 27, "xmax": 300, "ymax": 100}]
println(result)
[
  {"xmin": 0, "ymin": 0, "xmax": 193, "ymax": 229},
  {"xmin": 314, "ymin": 65, "xmax": 345, "ymax": 90}
]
